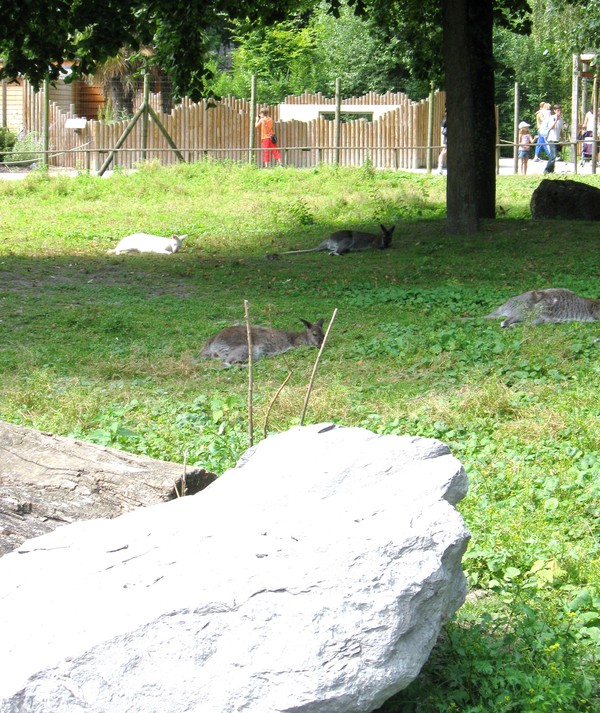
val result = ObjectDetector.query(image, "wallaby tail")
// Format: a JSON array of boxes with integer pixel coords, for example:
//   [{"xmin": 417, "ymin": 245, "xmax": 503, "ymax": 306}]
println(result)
[{"xmin": 279, "ymin": 246, "xmax": 325, "ymax": 255}]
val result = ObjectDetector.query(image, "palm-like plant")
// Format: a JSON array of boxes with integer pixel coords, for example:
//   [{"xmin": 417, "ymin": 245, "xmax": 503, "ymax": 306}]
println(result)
[{"xmin": 90, "ymin": 47, "xmax": 173, "ymax": 121}]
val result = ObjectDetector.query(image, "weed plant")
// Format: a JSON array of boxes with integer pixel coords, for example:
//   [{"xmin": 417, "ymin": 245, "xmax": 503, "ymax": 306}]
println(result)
[
  {"xmin": 0, "ymin": 127, "xmax": 17, "ymax": 161},
  {"xmin": 5, "ymin": 131, "xmax": 44, "ymax": 167},
  {"xmin": 0, "ymin": 162, "xmax": 598, "ymax": 710}
]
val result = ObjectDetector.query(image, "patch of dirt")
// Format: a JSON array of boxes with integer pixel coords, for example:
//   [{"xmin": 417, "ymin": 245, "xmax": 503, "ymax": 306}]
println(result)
[{"xmin": 0, "ymin": 263, "xmax": 194, "ymax": 298}]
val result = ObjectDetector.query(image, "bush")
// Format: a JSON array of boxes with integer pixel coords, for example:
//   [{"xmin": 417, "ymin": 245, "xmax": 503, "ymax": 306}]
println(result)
[
  {"xmin": 0, "ymin": 127, "xmax": 17, "ymax": 161},
  {"xmin": 8, "ymin": 131, "xmax": 44, "ymax": 166}
]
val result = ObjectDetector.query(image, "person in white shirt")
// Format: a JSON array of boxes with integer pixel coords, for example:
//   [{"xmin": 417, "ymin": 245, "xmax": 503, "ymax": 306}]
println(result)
[
  {"xmin": 546, "ymin": 105, "xmax": 564, "ymax": 161},
  {"xmin": 582, "ymin": 108, "xmax": 596, "ymax": 134}
]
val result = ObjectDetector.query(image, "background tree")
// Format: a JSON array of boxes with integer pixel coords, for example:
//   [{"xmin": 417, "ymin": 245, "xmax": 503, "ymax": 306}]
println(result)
[
  {"xmin": 92, "ymin": 47, "xmax": 176, "ymax": 118},
  {"xmin": 92, "ymin": 51, "xmax": 143, "ymax": 120},
  {"xmin": 207, "ymin": 17, "xmax": 321, "ymax": 103},
  {"xmin": 366, "ymin": 0, "xmax": 530, "ymax": 232},
  {"xmin": 207, "ymin": 1, "xmax": 401, "ymax": 102},
  {"xmin": 0, "ymin": 0, "xmax": 313, "ymax": 101},
  {"xmin": 495, "ymin": 0, "xmax": 600, "ymax": 145}
]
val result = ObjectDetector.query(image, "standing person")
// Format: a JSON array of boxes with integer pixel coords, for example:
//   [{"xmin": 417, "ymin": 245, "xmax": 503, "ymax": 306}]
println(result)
[
  {"xmin": 437, "ymin": 110, "xmax": 447, "ymax": 174},
  {"xmin": 581, "ymin": 106, "xmax": 596, "ymax": 135},
  {"xmin": 517, "ymin": 121, "xmax": 533, "ymax": 174},
  {"xmin": 255, "ymin": 107, "xmax": 282, "ymax": 168},
  {"xmin": 546, "ymin": 104, "xmax": 564, "ymax": 162},
  {"xmin": 580, "ymin": 107, "xmax": 596, "ymax": 163},
  {"xmin": 533, "ymin": 101, "xmax": 551, "ymax": 162}
]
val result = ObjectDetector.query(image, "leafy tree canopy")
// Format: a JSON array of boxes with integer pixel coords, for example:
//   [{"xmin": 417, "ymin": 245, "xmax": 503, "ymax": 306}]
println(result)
[
  {"xmin": 365, "ymin": 0, "xmax": 531, "ymax": 95},
  {"xmin": 0, "ymin": 0, "xmax": 312, "ymax": 101},
  {"xmin": 1, "ymin": 0, "xmax": 534, "ymax": 104}
]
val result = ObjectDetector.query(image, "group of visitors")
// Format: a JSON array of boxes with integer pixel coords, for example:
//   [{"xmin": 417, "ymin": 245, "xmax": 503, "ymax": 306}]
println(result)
[
  {"xmin": 259, "ymin": 101, "xmax": 582, "ymax": 176},
  {"xmin": 517, "ymin": 101, "xmax": 565, "ymax": 174},
  {"xmin": 436, "ymin": 103, "xmax": 565, "ymax": 177}
]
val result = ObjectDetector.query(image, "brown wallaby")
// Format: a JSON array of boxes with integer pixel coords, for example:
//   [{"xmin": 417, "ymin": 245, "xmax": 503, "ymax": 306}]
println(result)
[
  {"xmin": 197, "ymin": 319, "xmax": 325, "ymax": 366},
  {"xmin": 485, "ymin": 288, "xmax": 600, "ymax": 328},
  {"xmin": 272, "ymin": 224, "xmax": 395, "ymax": 257}
]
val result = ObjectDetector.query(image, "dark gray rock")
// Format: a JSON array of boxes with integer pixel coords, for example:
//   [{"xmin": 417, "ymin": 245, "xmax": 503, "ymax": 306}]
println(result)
[{"xmin": 530, "ymin": 178, "xmax": 600, "ymax": 220}]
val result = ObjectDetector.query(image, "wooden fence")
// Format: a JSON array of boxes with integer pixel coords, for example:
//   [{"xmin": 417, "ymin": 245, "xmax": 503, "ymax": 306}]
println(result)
[{"xmin": 10, "ymin": 81, "xmax": 447, "ymax": 171}]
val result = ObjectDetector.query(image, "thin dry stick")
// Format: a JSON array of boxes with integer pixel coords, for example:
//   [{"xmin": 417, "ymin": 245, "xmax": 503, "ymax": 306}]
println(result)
[
  {"xmin": 244, "ymin": 299, "xmax": 254, "ymax": 447},
  {"xmin": 299, "ymin": 307, "xmax": 338, "ymax": 426},
  {"xmin": 263, "ymin": 370, "xmax": 293, "ymax": 439}
]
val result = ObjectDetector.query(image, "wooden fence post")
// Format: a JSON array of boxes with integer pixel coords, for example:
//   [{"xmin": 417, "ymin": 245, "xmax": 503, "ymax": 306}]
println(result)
[
  {"xmin": 592, "ymin": 76, "xmax": 598, "ymax": 175},
  {"xmin": 42, "ymin": 77, "xmax": 49, "ymax": 168},
  {"xmin": 249, "ymin": 76, "xmax": 257, "ymax": 165},
  {"xmin": 141, "ymin": 72, "xmax": 149, "ymax": 162},
  {"xmin": 572, "ymin": 53, "xmax": 580, "ymax": 174},
  {"xmin": 334, "ymin": 78, "xmax": 341, "ymax": 166},
  {"xmin": 1, "ymin": 79, "xmax": 7, "ymax": 128},
  {"xmin": 513, "ymin": 82, "xmax": 519, "ymax": 175},
  {"xmin": 427, "ymin": 84, "xmax": 434, "ymax": 173}
]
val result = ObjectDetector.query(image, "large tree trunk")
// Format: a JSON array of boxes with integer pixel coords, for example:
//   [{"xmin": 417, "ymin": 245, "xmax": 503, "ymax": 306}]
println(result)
[
  {"xmin": 0, "ymin": 421, "xmax": 217, "ymax": 557},
  {"xmin": 443, "ymin": 0, "xmax": 496, "ymax": 233}
]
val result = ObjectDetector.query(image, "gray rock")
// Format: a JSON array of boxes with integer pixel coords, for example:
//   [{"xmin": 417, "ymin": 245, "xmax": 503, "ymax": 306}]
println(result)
[
  {"xmin": 0, "ymin": 424, "xmax": 470, "ymax": 713},
  {"xmin": 530, "ymin": 178, "xmax": 600, "ymax": 220}
]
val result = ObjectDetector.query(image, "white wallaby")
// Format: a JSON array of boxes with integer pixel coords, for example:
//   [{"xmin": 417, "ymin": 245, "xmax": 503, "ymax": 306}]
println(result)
[
  {"xmin": 271, "ymin": 224, "xmax": 395, "ymax": 257},
  {"xmin": 485, "ymin": 288, "xmax": 600, "ymax": 328},
  {"xmin": 197, "ymin": 319, "xmax": 325, "ymax": 366},
  {"xmin": 107, "ymin": 233, "xmax": 188, "ymax": 255}
]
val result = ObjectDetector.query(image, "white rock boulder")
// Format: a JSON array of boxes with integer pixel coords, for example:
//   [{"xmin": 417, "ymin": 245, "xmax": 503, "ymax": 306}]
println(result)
[{"xmin": 0, "ymin": 423, "xmax": 470, "ymax": 713}]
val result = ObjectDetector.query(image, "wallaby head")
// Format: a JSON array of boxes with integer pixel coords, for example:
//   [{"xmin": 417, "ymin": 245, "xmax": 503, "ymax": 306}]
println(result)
[
  {"xmin": 299, "ymin": 318, "xmax": 325, "ymax": 347},
  {"xmin": 197, "ymin": 318, "xmax": 325, "ymax": 366},
  {"xmin": 272, "ymin": 224, "xmax": 395, "ymax": 257},
  {"xmin": 169, "ymin": 234, "xmax": 188, "ymax": 253},
  {"xmin": 378, "ymin": 224, "xmax": 395, "ymax": 249}
]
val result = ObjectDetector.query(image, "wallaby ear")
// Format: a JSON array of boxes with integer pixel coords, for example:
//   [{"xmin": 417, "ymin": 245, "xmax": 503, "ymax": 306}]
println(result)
[
  {"xmin": 179, "ymin": 234, "xmax": 188, "ymax": 240},
  {"xmin": 300, "ymin": 318, "xmax": 311, "ymax": 329},
  {"xmin": 316, "ymin": 318, "xmax": 325, "ymax": 327}
]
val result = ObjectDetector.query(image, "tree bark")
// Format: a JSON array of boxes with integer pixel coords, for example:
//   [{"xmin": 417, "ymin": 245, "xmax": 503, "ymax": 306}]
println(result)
[
  {"xmin": 0, "ymin": 421, "xmax": 217, "ymax": 557},
  {"xmin": 443, "ymin": 0, "xmax": 496, "ymax": 233}
]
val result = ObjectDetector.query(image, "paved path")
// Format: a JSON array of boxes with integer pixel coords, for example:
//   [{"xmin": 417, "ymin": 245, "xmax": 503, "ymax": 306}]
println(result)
[{"xmin": 1, "ymin": 157, "xmax": 598, "ymax": 180}]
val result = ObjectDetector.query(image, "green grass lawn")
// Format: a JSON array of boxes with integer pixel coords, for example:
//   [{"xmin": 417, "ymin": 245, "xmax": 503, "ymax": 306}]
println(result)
[{"xmin": 1, "ymin": 161, "xmax": 599, "ymax": 711}]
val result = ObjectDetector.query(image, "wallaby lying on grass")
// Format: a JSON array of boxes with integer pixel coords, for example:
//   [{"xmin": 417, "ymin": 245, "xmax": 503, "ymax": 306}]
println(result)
[
  {"xmin": 485, "ymin": 288, "xmax": 600, "ymax": 328},
  {"xmin": 272, "ymin": 224, "xmax": 395, "ymax": 257},
  {"xmin": 107, "ymin": 233, "xmax": 188, "ymax": 255},
  {"xmin": 197, "ymin": 319, "xmax": 325, "ymax": 366}
]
